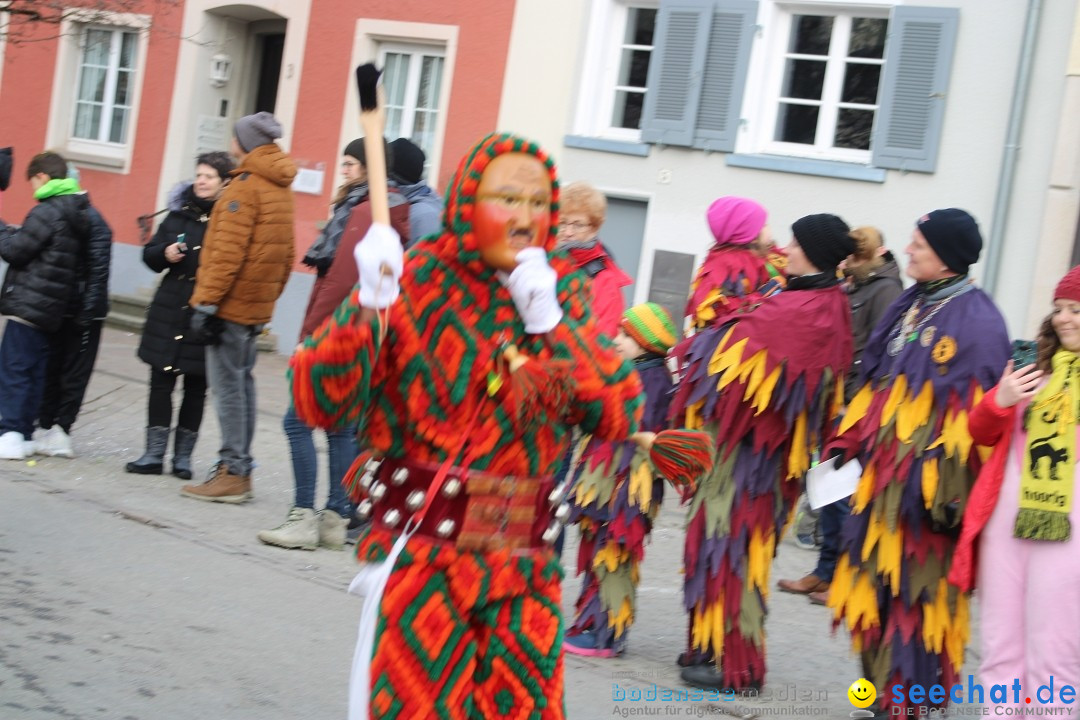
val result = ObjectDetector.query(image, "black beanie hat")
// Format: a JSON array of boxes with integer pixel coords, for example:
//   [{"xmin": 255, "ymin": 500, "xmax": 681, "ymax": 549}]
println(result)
[
  {"xmin": 791, "ymin": 213, "xmax": 855, "ymax": 272},
  {"xmin": 915, "ymin": 208, "xmax": 983, "ymax": 274},
  {"xmin": 388, "ymin": 138, "xmax": 426, "ymax": 184},
  {"xmin": 343, "ymin": 137, "xmax": 392, "ymax": 174}
]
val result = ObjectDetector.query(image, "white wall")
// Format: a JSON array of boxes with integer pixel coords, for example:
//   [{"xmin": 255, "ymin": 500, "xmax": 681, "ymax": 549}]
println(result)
[{"xmin": 498, "ymin": 0, "xmax": 1079, "ymax": 339}]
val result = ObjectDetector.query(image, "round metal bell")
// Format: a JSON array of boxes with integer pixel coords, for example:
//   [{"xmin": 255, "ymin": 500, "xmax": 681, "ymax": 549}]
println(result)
[
  {"xmin": 383, "ymin": 509, "xmax": 402, "ymax": 528},
  {"xmin": 369, "ymin": 482, "xmax": 387, "ymax": 502},
  {"xmin": 364, "ymin": 458, "xmax": 383, "ymax": 473},
  {"xmin": 435, "ymin": 519, "xmax": 456, "ymax": 538},
  {"xmin": 391, "ymin": 468, "xmax": 409, "ymax": 486},
  {"xmin": 405, "ymin": 489, "xmax": 426, "ymax": 511},
  {"xmin": 541, "ymin": 520, "xmax": 562, "ymax": 545},
  {"xmin": 442, "ymin": 477, "xmax": 462, "ymax": 498},
  {"xmin": 554, "ymin": 503, "xmax": 571, "ymax": 523},
  {"xmin": 360, "ymin": 472, "xmax": 375, "ymax": 490},
  {"xmin": 548, "ymin": 482, "xmax": 567, "ymax": 506},
  {"xmin": 357, "ymin": 499, "xmax": 373, "ymax": 520}
]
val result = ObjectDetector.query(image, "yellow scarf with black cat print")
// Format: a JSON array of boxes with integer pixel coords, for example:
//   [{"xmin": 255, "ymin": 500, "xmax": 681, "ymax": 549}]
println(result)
[{"xmin": 1016, "ymin": 350, "xmax": 1079, "ymax": 541}]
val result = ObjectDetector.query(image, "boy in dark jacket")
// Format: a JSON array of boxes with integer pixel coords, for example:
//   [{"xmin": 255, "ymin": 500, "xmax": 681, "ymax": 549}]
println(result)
[
  {"xmin": 0, "ymin": 151, "xmax": 88, "ymax": 460},
  {"xmin": 35, "ymin": 169, "xmax": 113, "ymax": 458}
]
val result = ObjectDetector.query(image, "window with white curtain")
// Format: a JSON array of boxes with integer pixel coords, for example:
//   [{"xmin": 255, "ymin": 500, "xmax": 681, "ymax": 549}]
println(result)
[
  {"xmin": 379, "ymin": 43, "xmax": 446, "ymax": 179},
  {"xmin": 72, "ymin": 26, "xmax": 139, "ymax": 145}
]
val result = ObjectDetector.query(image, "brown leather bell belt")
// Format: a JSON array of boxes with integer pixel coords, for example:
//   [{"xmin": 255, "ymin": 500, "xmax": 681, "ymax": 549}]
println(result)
[{"xmin": 355, "ymin": 456, "xmax": 570, "ymax": 552}]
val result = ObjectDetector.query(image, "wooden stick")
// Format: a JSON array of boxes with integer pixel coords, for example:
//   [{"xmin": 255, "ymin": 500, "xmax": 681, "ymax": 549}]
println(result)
[{"xmin": 355, "ymin": 63, "xmax": 390, "ymax": 226}]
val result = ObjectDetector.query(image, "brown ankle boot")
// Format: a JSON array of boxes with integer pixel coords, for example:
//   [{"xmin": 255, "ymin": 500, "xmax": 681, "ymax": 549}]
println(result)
[
  {"xmin": 777, "ymin": 573, "xmax": 828, "ymax": 594},
  {"xmin": 180, "ymin": 464, "xmax": 252, "ymax": 504}
]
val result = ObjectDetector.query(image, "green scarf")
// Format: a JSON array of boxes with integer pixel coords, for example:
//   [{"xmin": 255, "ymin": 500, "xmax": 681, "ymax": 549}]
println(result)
[{"xmin": 1016, "ymin": 349, "xmax": 1079, "ymax": 541}]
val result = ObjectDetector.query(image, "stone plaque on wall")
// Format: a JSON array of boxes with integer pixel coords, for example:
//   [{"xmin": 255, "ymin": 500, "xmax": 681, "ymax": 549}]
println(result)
[
  {"xmin": 196, "ymin": 115, "xmax": 229, "ymax": 155},
  {"xmin": 647, "ymin": 249, "xmax": 696, "ymax": 329}
]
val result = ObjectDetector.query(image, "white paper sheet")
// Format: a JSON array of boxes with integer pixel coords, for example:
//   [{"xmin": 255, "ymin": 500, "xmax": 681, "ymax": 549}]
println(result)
[{"xmin": 806, "ymin": 457, "xmax": 862, "ymax": 510}]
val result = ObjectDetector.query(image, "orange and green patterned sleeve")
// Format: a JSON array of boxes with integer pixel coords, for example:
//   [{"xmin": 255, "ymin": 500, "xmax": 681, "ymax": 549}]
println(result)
[
  {"xmin": 289, "ymin": 288, "xmax": 385, "ymax": 431},
  {"xmin": 544, "ymin": 270, "xmax": 643, "ymax": 441}
]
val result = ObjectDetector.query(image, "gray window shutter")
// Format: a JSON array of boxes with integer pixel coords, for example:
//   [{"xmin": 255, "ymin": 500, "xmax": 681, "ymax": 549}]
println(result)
[
  {"xmin": 640, "ymin": 0, "xmax": 714, "ymax": 146},
  {"xmin": 692, "ymin": 0, "xmax": 758, "ymax": 152},
  {"xmin": 871, "ymin": 6, "xmax": 959, "ymax": 172}
]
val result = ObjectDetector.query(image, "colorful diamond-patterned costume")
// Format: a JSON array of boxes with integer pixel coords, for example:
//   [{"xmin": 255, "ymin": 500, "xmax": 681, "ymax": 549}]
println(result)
[
  {"xmin": 670, "ymin": 278, "xmax": 852, "ymax": 688},
  {"xmin": 826, "ymin": 280, "xmax": 1009, "ymax": 712},
  {"xmin": 290, "ymin": 133, "xmax": 642, "ymax": 720},
  {"xmin": 566, "ymin": 353, "xmax": 673, "ymax": 654}
]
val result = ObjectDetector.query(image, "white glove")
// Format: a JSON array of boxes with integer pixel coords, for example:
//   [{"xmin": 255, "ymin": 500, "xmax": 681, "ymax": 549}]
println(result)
[
  {"xmin": 354, "ymin": 223, "xmax": 404, "ymax": 309},
  {"xmin": 507, "ymin": 247, "xmax": 563, "ymax": 334}
]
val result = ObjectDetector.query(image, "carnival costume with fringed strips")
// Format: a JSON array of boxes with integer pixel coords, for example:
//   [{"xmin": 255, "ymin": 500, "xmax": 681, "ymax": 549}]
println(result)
[
  {"xmin": 290, "ymin": 134, "xmax": 643, "ymax": 720},
  {"xmin": 685, "ymin": 245, "xmax": 774, "ymax": 332},
  {"xmin": 670, "ymin": 277, "xmax": 852, "ymax": 689},
  {"xmin": 826, "ymin": 279, "xmax": 1009, "ymax": 713},
  {"xmin": 566, "ymin": 355, "xmax": 673, "ymax": 654}
]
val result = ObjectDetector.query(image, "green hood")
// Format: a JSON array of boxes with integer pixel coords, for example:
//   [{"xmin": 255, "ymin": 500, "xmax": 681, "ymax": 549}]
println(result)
[{"xmin": 34, "ymin": 177, "xmax": 82, "ymax": 200}]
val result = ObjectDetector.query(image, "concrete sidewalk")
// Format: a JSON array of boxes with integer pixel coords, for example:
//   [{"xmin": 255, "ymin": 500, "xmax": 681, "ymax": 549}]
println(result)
[{"xmin": 0, "ymin": 325, "xmax": 980, "ymax": 719}]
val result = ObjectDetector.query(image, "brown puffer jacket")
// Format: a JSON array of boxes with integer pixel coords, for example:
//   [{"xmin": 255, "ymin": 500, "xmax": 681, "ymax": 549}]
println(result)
[{"xmin": 190, "ymin": 144, "xmax": 296, "ymax": 325}]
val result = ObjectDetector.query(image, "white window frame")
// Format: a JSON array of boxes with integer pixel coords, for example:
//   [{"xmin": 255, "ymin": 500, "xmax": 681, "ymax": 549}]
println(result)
[
  {"xmin": 46, "ymin": 10, "xmax": 150, "ymax": 171},
  {"xmin": 348, "ymin": 20, "xmax": 457, "ymax": 185},
  {"xmin": 71, "ymin": 25, "xmax": 138, "ymax": 147},
  {"xmin": 573, "ymin": 0, "xmax": 659, "ymax": 143},
  {"xmin": 377, "ymin": 41, "xmax": 446, "ymax": 178},
  {"xmin": 739, "ymin": 0, "xmax": 891, "ymax": 163}
]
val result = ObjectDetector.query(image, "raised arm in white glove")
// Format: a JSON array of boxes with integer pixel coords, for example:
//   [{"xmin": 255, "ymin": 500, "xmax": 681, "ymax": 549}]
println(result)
[
  {"xmin": 353, "ymin": 223, "xmax": 403, "ymax": 309},
  {"xmin": 507, "ymin": 246, "xmax": 563, "ymax": 334}
]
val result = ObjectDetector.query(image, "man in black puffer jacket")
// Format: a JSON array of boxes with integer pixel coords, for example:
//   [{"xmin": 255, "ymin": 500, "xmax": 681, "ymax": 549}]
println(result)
[
  {"xmin": 0, "ymin": 151, "xmax": 89, "ymax": 461},
  {"xmin": 36, "ymin": 173, "xmax": 113, "ymax": 459}
]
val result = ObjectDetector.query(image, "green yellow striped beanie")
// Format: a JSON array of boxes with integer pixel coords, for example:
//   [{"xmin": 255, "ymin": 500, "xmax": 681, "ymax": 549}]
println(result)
[{"xmin": 620, "ymin": 302, "xmax": 678, "ymax": 355}]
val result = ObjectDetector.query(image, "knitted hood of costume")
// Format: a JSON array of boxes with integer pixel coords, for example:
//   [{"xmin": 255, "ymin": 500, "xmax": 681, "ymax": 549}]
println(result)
[
  {"xmin": 669, "ymin": 283, "xmax": 852, "ymax": 688},
  {"xmin": 291, "ymin": 131, "xmax": 644, "ymax": 480},
  {"xmin": 826, "ymin": 282, "xmax": 1010, "ymax": 712}
]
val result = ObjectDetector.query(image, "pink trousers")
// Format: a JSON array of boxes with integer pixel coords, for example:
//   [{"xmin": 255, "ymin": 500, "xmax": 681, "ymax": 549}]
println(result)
[{"xmin": 976, "ymin": 417, "xmax": 1080, "ymax": 709}]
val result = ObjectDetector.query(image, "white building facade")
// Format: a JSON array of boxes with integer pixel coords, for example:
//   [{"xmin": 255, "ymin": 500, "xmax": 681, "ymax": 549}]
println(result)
[{"xmin": 498, "ymin": 0, "xmax": 1080, "ymax": 339}]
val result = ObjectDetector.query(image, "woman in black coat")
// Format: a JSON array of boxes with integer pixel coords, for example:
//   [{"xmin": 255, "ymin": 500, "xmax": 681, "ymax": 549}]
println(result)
[{"xmin": 126, "ymin": 152, "xmax": 234, "ymax": 479}]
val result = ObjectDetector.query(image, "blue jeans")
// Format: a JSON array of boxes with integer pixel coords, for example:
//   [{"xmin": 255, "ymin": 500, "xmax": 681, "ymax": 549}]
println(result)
[
  {"xmin": 0, "ymin": 321, "xmax": 51, "ymax": 439},
  {"xmin": 282, "ymin": 406, "xmax": 357, "ymax": 517},
  {"xmin": 812, "ymin": 497, "xmax": 851, "ymax": 583}
]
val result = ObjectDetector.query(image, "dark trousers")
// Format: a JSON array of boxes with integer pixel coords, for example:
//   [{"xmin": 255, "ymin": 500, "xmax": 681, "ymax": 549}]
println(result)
[
  {"xmin": 812, "ymin": 497, "xmax": 851, "ymax": 583},
  {"xmin": 39, "ymin": 318, "xmax": 103, "ymax": 433},
  {"xmin": 148, "ymin": 367, "xmax": 207, "ymax": 432},
  {"xmin": 0, "ymin": 320, "xmax": 51, "ymax": 439}
]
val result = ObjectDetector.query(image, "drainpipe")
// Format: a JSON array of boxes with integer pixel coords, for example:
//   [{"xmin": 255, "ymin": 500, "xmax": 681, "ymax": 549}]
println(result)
[{"xmin": 984, "ymin": 0, "xmax": 1043, "ymax": 296}]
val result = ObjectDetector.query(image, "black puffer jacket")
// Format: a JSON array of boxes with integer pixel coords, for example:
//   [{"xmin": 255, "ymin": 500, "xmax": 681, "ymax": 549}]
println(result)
[
  {"xmin": 0, "ymin": 192, "xmax": 89, "ymax": 332},
  {"xmin": 66, "ymin": 202, "xmax": 113, "ymax": 321},
  {"xmin": 137, "ymin": 183, "xmax": 214, "ymax": 376}
]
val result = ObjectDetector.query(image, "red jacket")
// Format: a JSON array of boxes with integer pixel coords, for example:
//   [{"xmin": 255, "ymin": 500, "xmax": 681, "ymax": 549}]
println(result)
[
  {"xmin": 299, "ymin": 194, "xmax": 410, "ymax": 339},
  {"xmin": 566, "ymin": 243, "xmax": 631, "ymax": 338},
  {"xmin": 948, "ymin": 386, "xmax": 1016, "ymax": 592}
]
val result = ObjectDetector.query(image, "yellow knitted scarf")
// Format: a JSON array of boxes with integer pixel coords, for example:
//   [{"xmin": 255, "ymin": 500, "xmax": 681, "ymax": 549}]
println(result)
[{"xmin": 1016, "ymin": 350, "xmax": 1078, "ymax": 541}]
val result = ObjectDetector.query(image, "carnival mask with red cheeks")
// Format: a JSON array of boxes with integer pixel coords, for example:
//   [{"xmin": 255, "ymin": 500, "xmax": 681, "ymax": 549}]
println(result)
[{"xmin": 473, "ymin": 152, "xmax": 553, "ymax": 272}]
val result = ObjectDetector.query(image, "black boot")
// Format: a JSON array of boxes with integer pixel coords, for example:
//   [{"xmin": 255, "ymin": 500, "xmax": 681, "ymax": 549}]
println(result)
[
  {"xmin": 171, "ymin": 427, "xmax": 198, "ymax": 480},
  {"xmin": 125, "ymin": 426, "xmax": 170, "ymax": 474},
  {"xmin": 679, "ymin": 664, "xmax": 761, "ymax": 694}
]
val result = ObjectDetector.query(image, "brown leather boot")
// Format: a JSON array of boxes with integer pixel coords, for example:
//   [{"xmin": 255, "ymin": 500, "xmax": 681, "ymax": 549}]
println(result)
[
  {"xmin": 777, "ymin": 573, "xmax": 828, "ymax": 594},
  {"xmin": 180, "ymin": 464, "xmax": 252, "ymax": 504}
]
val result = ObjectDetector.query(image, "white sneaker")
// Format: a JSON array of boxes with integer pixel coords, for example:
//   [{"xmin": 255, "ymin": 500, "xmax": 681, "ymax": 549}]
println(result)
[
  {"xmin": 256, "ymin": 507, "xmax": 318, "ymax": 550},
  {"xmin": 0, "ymin": 431, "xmax": 26, "ymax": 460},
  {"xmin": 318, "ymin": 509, "xmax": 348, "ymax": 550},
  {"xmin": 37, "ymin": 426, "xmax": 74, "ymax": 458}
]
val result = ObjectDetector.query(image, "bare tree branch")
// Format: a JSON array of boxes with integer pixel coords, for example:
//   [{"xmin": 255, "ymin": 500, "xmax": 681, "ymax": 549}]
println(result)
[{"xmin": 1, "ymin": 1, "xmax": 180, "ymax": 45}]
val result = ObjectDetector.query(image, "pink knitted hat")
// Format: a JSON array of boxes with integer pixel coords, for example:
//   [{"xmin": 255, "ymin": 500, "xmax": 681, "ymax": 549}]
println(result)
[{"xmin": 706, "ymin": 196, "xmax": 767, "ymax": 246}]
